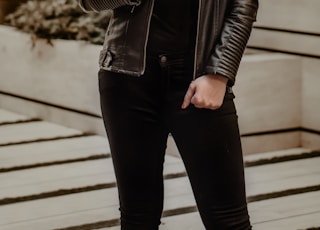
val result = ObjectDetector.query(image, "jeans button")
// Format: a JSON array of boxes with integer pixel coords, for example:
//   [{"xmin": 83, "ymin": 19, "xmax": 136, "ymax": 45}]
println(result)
[{"xmin": 160, "ymin": 55, "xmax": 167, "ymax": 63}]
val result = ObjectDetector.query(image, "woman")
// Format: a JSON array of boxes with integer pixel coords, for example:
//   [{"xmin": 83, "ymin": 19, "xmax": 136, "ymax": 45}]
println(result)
[{"xmin": 79, "ymin": 0, "xmax": 258, "ymax": 229}]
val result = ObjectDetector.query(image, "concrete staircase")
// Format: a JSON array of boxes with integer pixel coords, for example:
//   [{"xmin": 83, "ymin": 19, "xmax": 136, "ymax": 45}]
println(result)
[
  {"xmin": 1, "ymin": 1, "xmax": 320, "ymax": 228},
  {"xmin": 1, "ymin": 28, "xmax": 320, "ymax": 229},
  {"xmin": 1, "ymin": 108, "xmax": 320, "ymax": 230}
]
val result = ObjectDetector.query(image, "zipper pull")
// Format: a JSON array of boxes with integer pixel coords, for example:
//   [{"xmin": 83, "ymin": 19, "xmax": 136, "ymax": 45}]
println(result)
[
  {"xmin": 130, "ymin": 0, "xmax": 141, "ymax": 13},
  {"xmin": 131, "ymin": 5, "xmax": 136, "ymax": 13}
]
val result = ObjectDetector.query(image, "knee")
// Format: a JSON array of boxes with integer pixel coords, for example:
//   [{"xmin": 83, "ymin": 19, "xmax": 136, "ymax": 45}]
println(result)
[{"xmin": 200, "ymin": 203, "xmax": 251, "ymax": 230}]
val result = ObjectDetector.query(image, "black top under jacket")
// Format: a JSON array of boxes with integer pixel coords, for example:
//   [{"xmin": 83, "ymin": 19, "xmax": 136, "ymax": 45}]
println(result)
[{"xmin": 147, "ymin": 0, "xmax": 198, "ymax": 54}]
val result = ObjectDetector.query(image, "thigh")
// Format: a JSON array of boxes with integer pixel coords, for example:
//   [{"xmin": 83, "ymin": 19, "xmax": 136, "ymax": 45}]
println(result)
[
  {"xmin": 98, "ymin": 69, "xmax": 168, "ymax": 204},
  {"xmin": 172, "ymin": 95, "xmax": 246, "ymax": 202},
  {"xmin": 171, "ymin": 95, "xmax": 250, "ymax": 228}
]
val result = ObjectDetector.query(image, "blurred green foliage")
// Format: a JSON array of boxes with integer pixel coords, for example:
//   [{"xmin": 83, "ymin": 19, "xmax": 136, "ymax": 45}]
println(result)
[{"xmin": 5, "ymin": 0, "xmax": 111, "ymax": 45}]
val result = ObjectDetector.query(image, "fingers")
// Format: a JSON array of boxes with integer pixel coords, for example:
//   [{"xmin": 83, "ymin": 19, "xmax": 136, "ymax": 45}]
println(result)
[
  {"xmin": 181, "ymin": 82, "xmax": 196, "ymax": 109},
  {"xmin": 181, "ymin": 76, "xmax": 226, "ymax": 110},
  {"xmin": 193, "ymin": 98, "xmax": 223, "ymax": 110}
]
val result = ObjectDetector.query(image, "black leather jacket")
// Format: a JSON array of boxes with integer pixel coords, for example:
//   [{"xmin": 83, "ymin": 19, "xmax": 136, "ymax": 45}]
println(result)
[{"xmin": 80, "ymin": 0, "xmax": 258, "ymax": 86}]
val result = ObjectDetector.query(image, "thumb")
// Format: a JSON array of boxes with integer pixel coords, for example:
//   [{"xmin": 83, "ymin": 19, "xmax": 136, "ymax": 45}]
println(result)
[{"xmin": 181, "ymin": 83, "xmax": 196, "ymax": 109}]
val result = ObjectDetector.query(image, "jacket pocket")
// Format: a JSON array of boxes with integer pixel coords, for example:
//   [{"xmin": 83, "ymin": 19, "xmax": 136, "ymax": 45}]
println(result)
[{"xmin": 99, "ymin": 49, "xmax": 113, "ymax": 68}]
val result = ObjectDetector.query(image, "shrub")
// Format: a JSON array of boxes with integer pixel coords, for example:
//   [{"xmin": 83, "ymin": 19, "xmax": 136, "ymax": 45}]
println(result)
[{"xmin": 5, "ymin": 0, "xmax": 111, "ymax": 45}]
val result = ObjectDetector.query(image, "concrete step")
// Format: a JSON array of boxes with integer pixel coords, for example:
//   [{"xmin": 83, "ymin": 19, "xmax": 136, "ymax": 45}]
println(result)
[
  {"xmin": 2, "ymin": 184, "xmax": 320, "ymax": 230},
  {"xmin": 1, "ymin": 149, "xmax": 320, "ymax": 229},
  {"xmin": 1, "ymin": 150, "xmax": 319, "ymax": 200},
  {"xmin": 0, "ymin": 109, "xmax": 36, "ymax": 124},
  {"xmin": 0, "ymin": 156, "xmax": 185, "ymax": 200},
  {"xmin": 0, "ymin": 121, "xmax": 83, "ymax": 146},
  {"xmin": 1, "ymin": 145, "xmax": 318, "ymax": 202},
  {"xmin": 0, "ymin": 135, "xmax": 109, "ymax": 169},
  {"xmin": 159, "ymin": 190, "xmax": 320, "ymax": 230},
  {"xmin": 1, "ymin": 109, "xmax": 319, "ymax": 230}
]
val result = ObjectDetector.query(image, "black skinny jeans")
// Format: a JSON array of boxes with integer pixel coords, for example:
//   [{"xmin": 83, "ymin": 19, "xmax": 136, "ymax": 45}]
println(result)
[{"xmin": 98, "ymin": 53, "xmax": 251, "ymax": 230}]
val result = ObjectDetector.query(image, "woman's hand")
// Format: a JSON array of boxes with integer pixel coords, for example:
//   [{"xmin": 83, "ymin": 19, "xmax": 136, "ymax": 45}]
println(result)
[{"xmin": 181, "ymin": 74, "xmax": 228, "ymax": 110}]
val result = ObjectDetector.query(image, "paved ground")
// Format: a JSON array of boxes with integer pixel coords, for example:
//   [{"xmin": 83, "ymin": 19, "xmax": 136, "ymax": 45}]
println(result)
[{"xmin": 1, "ymin": 108, "xmax": 320, "ymax": 230}]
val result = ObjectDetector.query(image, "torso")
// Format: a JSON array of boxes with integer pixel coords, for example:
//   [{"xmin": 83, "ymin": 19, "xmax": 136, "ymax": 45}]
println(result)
[{"xmin": 147, "ymin": 0, "xmax": 198, "ymax": 55}]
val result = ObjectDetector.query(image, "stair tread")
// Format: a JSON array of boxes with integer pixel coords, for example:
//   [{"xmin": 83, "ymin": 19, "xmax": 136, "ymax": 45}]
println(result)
[
  {"xmin": 244, "ymin": 147, "xmax": 312, "ymax": 163},
  {"xmin": 0, "ymin": 109, "xmax": 319, "ymax": 230},
  {"xmin": 1, "ymin": 155, "xmax": 320, "ymax": 216},
  {"xmin": 0, "ymin": 135, "xmax": 109, "ymax": 168},
  {"xmin": 2, "ymin": 187, "xmax": 320, "ymax": 230},
  {"xmin": 0, "ymin": 109, "xmax": 32, "ymax": 123},
  {"xmin": 159, "ymin": 190, "xmax": 320, "ymax": 230},
  {"xmin": 0, "ymin": 157, "xmax": 186, "ymax": 199},
  {"xmin": 0, "ymin": 121, "xmax": 83, "ymax": 146}
]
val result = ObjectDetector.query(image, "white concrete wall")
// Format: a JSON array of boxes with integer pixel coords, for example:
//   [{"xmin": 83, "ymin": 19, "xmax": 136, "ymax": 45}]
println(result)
[
  {"xmin": 0, "ymin": 26, "xmax": 106, "ymax": 136},
  {"xmin": 0, "ymin": 26, "xmax": 304, "ymax": 154},
  {"xmin": 0, "ymin": 26, "xmax": 102, "ymax": 117},
  {"xmin": 248, "ymin": 0, "xmax": 320, "ymax": 150},
  {"xmin": 301, "ymin": 58, "xmax": 320, "ymax": 150},
  {"xmin": 235, "ymin": 54, "xmax": 301, "ymax": 135},
  {"xmin": 254, "ymin": 0, "xmax": 320, "ymax": 34},
  {"xmin": 235, "ymin": 54, "xmax": 302, "ymax": 154}
]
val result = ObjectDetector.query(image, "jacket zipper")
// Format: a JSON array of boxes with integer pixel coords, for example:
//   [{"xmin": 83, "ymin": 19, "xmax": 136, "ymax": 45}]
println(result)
[
  {"xmin": 141, "ymin": 0, "xmax": 155, "ymax": 75},
  {"xmin": 131, "ymin": 5, "xmax": 136, "ymax": 13},
  {"xmin": 193, "ymin": 0, "xmax": 202, "ymax": 79},
  {"xmin": 214, "ymin": 0, "xmax": 219, "ymax": 76}
]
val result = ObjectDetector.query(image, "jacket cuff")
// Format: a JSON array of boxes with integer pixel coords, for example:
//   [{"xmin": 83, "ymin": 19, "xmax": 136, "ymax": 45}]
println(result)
[{"xmin": 204, "ymin": 66, "xmax": 235, "ymax": 87}]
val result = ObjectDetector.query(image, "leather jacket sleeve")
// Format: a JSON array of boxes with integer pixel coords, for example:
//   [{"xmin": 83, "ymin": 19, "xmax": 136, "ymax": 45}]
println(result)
[
  {"xmin": 79, "ymin": 0, "xmax": 141, "ymax": 12},
  {"xmin": 205, "ymin": 0, "xmax": 259, "ymax": 86}
]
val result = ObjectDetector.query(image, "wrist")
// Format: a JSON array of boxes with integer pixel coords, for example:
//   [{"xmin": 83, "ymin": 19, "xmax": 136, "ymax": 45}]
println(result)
[{"xmin": 206, "ymin": 74, "xmax": 228, "ymax": 85}]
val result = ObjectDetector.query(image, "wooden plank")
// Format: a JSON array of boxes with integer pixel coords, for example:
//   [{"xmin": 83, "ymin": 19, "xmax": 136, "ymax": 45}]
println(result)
[
  {"xmin": 0, "ymin": 109, "xmax": 31, "ymax": 123},
  {"xmin": 0, "ymin": 136, "xmax": 109, "ymax": 168},
  {"xmin": 0, "ymin": 121, "xmax": 83, "ymax": 146}
]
